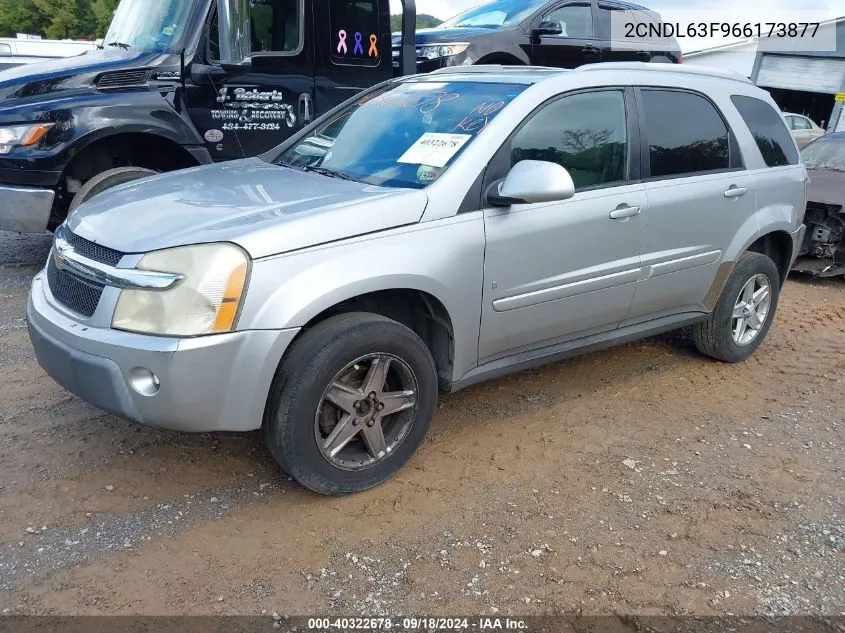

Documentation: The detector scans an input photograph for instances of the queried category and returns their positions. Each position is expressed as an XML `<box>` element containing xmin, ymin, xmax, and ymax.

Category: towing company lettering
<box><xmin>211</xmin><ymin>87</ymin><xmax>297</xmax><ymax>129</ymax></box>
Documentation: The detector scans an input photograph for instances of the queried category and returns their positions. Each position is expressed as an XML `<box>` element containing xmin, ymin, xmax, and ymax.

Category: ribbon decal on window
<box><xmin>353</xmin><ymin>32</ymin><xmax>364</xmax><ymax>55</ymax></box>
<box><xmin>368</xmin><ymin>34</ymin><xmax>379</xmax><ymax>57</ymax></box>
<box><xmin>337</xmin><ymin>30</ymin><xmax>348</xmax><ymax>54</ymax></box>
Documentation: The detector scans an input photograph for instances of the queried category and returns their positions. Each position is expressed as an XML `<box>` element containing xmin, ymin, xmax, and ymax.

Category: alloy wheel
<box><xmin>314</xmin><ymin>354</ymin><xmax>418</xmax><ymax>471</ymax></box>
<box><xmin>731</xmin><ymin>274</ymin><xmax>772</xmax><ymax>346</ymax></box>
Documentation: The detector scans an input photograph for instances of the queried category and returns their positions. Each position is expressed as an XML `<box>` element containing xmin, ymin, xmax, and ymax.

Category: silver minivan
<box><xmin>27</xmin><ymin>63</ymin><xmax>807</xmax><ymax>495</ymax></box>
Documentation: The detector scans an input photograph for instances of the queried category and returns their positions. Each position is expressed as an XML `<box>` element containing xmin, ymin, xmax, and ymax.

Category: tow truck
<box><xmin>0</xmin><ymin>0</ymin><xmax>417</xmax><ymax>232</ymax></box>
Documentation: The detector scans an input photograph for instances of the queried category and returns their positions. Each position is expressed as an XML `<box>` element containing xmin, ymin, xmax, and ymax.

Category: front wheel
<box><xmin>692</xmin><ymin>252</ymin><xmax>781</xmax><ymax>363</ymax></box>
<box><xmin>264</xmin><ymin>313</ymin><xmax>438</xmax><ymax>495</ymax></box>
<box><xmin>69</xmin><ymin>167</ymin><xmax>158</xmax><ymax>213</ymax></box>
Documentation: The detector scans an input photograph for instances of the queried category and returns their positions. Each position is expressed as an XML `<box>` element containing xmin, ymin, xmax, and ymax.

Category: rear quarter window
<box><xmin>730</xmin><ymin>95</ymin><xmax>799</xmax><ymax>167</ymax></box>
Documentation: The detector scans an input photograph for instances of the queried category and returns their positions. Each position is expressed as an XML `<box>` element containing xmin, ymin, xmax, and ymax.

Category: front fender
<box><xmin>0</xmin><ymin>90</ymin><xmax>204</xmax><ymax>176</ymax></box>
<box><xmin>238</xmin><ymin>215</ymin><xmax>487</xmax><ymax>382</ymax></box>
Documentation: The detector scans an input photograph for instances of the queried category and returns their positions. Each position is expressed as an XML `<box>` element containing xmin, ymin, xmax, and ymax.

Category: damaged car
<box><xmin>794</xmin><ymin>133</ymin><xmax>845</xmax><ymax>278</ymax></box>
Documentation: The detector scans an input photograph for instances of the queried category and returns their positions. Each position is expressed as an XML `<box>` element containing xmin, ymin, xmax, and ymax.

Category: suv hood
<box><xmin>807</xmin><ymin>168</ymin><xmax>845</xmax><ymax>207</ymax></box>
<box><xmin>67</xmin><ymin>158</ymin><xmax>429</xmax><ymax>259</ymax></box>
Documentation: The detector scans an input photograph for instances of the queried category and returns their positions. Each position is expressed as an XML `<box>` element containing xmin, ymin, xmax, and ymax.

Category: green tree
<box><xmin>390</xmin><ymin>13</ymin><xmax>442</xmax><ymax>33</ymax></box>
<box><xmin>0</xmin><ymin>0</ymin><xmax>51</xmax><ymax>38</ymax></box>
<box><xmin>33</xmin><ymin>0</ymin><xmax>96</xmax><ymax>39</ymax></box>
<box><xmin>91</xmin><ymin>0</ymin><xmax>119</xmax><ymax>36</ymax></box>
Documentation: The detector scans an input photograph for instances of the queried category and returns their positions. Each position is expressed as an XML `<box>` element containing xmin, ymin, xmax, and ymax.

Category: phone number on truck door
<box><xmin>221</xmin><ymin>122</ymin><xmax>282</xmax><ymax>131</ymax></box>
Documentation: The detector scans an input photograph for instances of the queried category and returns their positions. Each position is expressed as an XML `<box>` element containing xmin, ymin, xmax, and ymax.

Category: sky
<box><xmin>393</xmin><ymin>0</ymin><xmax>845</xmax><ymax>53</ymax></box>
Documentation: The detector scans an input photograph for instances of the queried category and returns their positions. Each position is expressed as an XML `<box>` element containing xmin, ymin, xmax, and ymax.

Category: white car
<box><xmin>784</xmin><ymin>112</ymin><xmax>825</xmax><ymax>148</ymax></box>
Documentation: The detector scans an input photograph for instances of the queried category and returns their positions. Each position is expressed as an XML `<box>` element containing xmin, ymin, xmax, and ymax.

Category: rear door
<box><xmin>529</xmin><ymin>1</ymin><xmax>602</xmax><ymax>68</ymax></box>
<box><xmin>626</xmin><ymin>88</ymin><xmax>756</xmax><ymax>323</ymax></box>
<box><xmin>597</xmin><ymin>2</ymin><xmax>650</xmax><ymax>63</ymax></box>
<box><xmin>314</xmin><ymin>0</ymin><xmax>393</xmax><ymax>115</ymax></box>
<box><xmin>186</xmin><ymin>0</ymin><xmax>316</xmax><ymax>161</ymax></box>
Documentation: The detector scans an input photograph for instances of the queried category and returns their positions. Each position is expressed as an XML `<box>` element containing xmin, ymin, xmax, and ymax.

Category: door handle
<box><xmin>724</xmin><ymin>186</ymin><xmax>748</xmax><ymax>198</ymax></box>
<box><xmin>609</xmin><ymin>205</ymin><xmax>641</xmax><ymax>220</ymax></box>
<box><xmin>298</xmin><ymin>93</ymin><xmax>313</xmax><ymax>124</ymax></box>
<box><xmin>582</xmin><ymin>45</ymin><xmax>600</xmax><ymax>55</ymax></box>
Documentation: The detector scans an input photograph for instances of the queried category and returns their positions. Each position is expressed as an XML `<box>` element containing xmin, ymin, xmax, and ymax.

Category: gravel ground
<box><xmin>0</xmin><ymin>230</ymin><xmax>842</xmax><ymax>617</ymax></box>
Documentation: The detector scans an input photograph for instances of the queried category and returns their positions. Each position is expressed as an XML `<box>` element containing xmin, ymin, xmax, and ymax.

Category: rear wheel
<box><xmin>264</xmin><ymin>313</ymin><xmax>438</xmax><ymax>495</ymax></box>
<box><xmin>692</xmin><ymin>252</ymin><xmax>780</xmax><ymax>363</ymax></box>
<box><xmin>69</xmin><ymin>167</ymin><xmax>158</xmax><ymax>213</ymax></box>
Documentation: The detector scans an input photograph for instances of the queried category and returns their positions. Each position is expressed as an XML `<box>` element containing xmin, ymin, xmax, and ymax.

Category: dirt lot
<box><xmin>0</xmin><ymin>230</ymin><xmax>842</xmax><ymax>618</ymax></box>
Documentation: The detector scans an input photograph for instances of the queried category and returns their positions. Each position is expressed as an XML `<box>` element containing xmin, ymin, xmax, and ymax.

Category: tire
<box><xmin>69</xmin><ymin>167</ymin><xmax>158</xmax><ymax>213</ymax></box>
<box><xmin>692</xmin><ymin>252</ymin><xmax>781</xmax><ymax>363</ymax></box>
<box><xmin>264</xmin><ymin>313</ymin><xmax>438</xmax><ymax>495</ymax></box>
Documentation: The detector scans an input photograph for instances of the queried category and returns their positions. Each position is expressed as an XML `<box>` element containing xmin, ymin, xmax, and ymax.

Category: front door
<box><xmin>478</xmin><ymin>89</ymin><xmax>645</xmax><ymax>362</ymax></box>
<box><xmin>529</xmin><ymin>1</ymin><xmax>601</xmax><ymax>68</ymax></box>
<box><xmin>313</xmin><ymin>0</ymin><xmax>393</xmax><ymax>115</ymax></box>
<box><xmin>186</xmin><ymin>0</ymin><xmax>316</xmax><ymax>161</ymax></box>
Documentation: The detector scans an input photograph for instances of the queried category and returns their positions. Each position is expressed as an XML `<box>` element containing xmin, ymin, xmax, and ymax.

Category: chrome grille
<box><xmin>47</xmin><ymin>227</ymin><xmax>126</xmax><ymax>318</ymax></box>
<box><xmin>55</xmin><ymin>225</ymin><xmax>123</xmax><ymax>266</ymax></box>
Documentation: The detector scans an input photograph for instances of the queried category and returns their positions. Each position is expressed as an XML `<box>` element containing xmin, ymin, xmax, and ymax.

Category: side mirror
<box><xmin>190</xmin><ymin>64</ymin><xmax>228</xmax><ymax>85</ymax></box>
<box><xmin>488</xmin><ymin>160</ymin><xmax>575</xmax><ymax>207</ymax></box>
<box><xmin>533</xmin><ymin>21</ymin><xmax>564</xmax><ymax>36</ymax></box>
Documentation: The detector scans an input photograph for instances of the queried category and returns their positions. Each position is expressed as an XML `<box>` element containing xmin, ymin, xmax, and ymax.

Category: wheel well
<box><xmin>53</xmin><ymin>133</ymin><xmax>200</xmax><ymax>223</ymax></box>
<box><xmin>476</xmin><ymin>52</ymin><xmax>525</xmax><ymax>66</ymax></box>
<box><xmin>303</xmin><ymin>290</ymin><xmax>455</xmax><ymax>392</ymax></box>
<box><xmin>747</xmin><ymin>231</ymin><xmax>793</xmax><ymax>285</ymax></box>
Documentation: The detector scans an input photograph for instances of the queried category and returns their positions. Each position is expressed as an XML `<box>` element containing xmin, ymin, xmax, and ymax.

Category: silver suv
<box><xmin>27</xmin><ymin>63</ymin><xmax>807</xmax><ymax>495</ymax></box>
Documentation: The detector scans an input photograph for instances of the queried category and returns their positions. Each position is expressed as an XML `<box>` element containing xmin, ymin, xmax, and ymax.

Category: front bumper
<box><xmin>27</xmin><ymin>273</ymin><xmax>299</xmax><ymax>432</ymax></box>
<box><xmin>0</xmin><ymin>184</ymin><xmax>54</xmax><ymax>232</ymax></box>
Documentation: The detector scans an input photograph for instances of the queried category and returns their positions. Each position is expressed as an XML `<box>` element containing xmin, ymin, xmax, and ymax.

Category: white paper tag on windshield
<box><xmin>397</xmin><ymin>133</ymin><xmax>472</xmax><ymax>168</ymax></box>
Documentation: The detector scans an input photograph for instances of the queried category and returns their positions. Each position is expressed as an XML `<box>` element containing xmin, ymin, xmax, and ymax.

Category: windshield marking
<box><xmin>452</xmin><ymin>101</ymin><xmax>507</xmax><ymax>134</ymax></box>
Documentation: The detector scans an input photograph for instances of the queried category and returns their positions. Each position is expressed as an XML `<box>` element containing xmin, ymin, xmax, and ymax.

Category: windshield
<box><xmin>103</xmin><ymin>0</ymin><xmax>195</xmax><ymax>52</ymax></box>
<box><xmin>801</xmin><ymin>136</ymin><xmax>845</xmax><ymax>172</ymax></box>
<box><xmin>277</xmin><ymin>80</ymin><xmax>526</xmax><ymax>189</ymax></box>
<box><xmin>438</xmin><ymin>0</ymin><xmax>547</xmax><ymax>29</ymax></box>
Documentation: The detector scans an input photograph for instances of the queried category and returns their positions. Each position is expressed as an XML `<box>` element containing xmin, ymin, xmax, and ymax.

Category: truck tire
<box><xmin>264</xmin><ymin>313</ymin><xmax>438</xmax><ymax>496</ymax></box>
<box><xmin>692</xmin><ymin>252</ymin><xmax>781</xmax><ymax>363</ymax></box>
<box><xmin>69</xmin><ymin>167</ymin><xmax>158</xmax><ymax>213</ymax></box>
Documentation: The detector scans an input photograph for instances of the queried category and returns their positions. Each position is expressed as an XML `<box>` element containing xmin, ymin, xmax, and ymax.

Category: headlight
<box><xmin>0</xmin><ymin>123</ymin><xmax>54</xmax><ymax>154</ymax></box>
<box><xmin>112</xmin><ymin>243</ymin><xmax>249</xmax><ymax>336</ymax></box>
<box><xmin>418</xmin><ymin>43</ymin><xmax>470</xmax><ymax>60</ymax></box>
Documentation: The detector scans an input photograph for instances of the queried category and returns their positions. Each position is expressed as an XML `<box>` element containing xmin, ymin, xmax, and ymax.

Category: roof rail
<box><xmin>577</xmin><ymin>62</ymin><xmax>752</xmax><ymax>84</ymax></box>
<box><xmin>429</xmin><ymin>64</ymin><xmax>566</xmax><ymax>75</ymax></box>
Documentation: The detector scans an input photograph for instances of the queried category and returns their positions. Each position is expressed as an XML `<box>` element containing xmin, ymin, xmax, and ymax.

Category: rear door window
<box><xmin>730</xmin><ymin>95</ymin><xmax>799</xmax><ymax>167</ymax></box>
<box><xmin>640</xmin><ymin>89</ymin><xmax>733</xmax><ymax>178</ymax></box>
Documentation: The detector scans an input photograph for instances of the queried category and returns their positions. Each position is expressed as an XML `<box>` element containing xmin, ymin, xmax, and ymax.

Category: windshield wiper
<box><xmin>302</xmin><ymin>165</ymin><xmax>358</xmax><ymax>182</ymax></box>
<box><xmin>107</xmin><ymin>41</ymin><xmax>131</xmax><ymax>50</ymax></box>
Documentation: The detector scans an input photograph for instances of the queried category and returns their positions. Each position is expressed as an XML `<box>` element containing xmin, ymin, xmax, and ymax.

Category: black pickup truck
<box><xmin>0</xmin><ymin>0</ymin><xmax>676</xmax><ymax>234</ymax></box>
<box><xmin>0</xmin><ymin>0</ymin><xmax>417</xmax><ymax>233</ymax></box>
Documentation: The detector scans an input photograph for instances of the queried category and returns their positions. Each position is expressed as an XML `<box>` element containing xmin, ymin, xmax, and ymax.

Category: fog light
<box><xmin>128</xmin><ymin>367</ymin><xmax>160</xmax><ymax>397</ymax></box>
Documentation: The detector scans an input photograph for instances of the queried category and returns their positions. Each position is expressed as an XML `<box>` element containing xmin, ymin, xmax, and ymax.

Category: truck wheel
<box><xmin>264</xmin><ymin>313</ymin><xmax>438</xmax><ymax>496</ymax></box>
<box><xmin>692</xmin><ymin>252</ymin><xmax>781</xmax><ymax>363</ymax></box>
<box><xmin>69</xmin><ymin>167</ymin><xmax>158</xmax><ymax>213</ymax></box>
